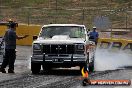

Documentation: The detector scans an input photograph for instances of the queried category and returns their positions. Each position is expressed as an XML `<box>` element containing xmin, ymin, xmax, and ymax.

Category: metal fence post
<box><xmin>82</xmin><ymin>8</ymin><xmax>85</xmax><ymax>25</ymax></box>
<box><xmin>55</xmin><ymin>0</ymin><xmax>58</xmax><ymax>24</ymax></box>
<box><xmin>27</xmin><ymin>8</ymin><xmax>30</xmax><ymax>25</ymax></box>
<box><xmin>126</xmin><ymin>12</ymin><xmax>128</xmax><ymax>29</ymax></box>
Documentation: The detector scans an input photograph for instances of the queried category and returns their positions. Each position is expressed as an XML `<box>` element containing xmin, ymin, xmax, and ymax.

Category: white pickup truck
<box><xmin>31</xmin><ymin>24</ymin><xmax>96</xmax><ymax>74</ymax></box>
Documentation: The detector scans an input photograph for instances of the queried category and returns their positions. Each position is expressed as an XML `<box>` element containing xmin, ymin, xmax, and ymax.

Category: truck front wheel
<box><xmin>31</xmin><ymin>63</ymin><xmax>41</xmax><ymax>74</ymax></box>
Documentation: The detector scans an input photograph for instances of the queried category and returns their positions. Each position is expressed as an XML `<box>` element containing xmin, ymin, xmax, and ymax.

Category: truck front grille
<box><xmin>43</xmin><ymin>44</ymin><xmax>75</xmax><ymax>54</ymax></box>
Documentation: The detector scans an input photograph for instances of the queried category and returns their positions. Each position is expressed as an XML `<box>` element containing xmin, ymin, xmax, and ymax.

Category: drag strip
<box><xmin>0</xmin><ymin>72</ymin><xmax>67</xmax><ymax>88</ymax></box>
<box><xmin>0</xmin><ymin>69</ymin><xmax>120</xmax><ymax>88</ymax></box>
<box><xmin>0</xmin><ymin>46</ymin><xmax>131</xmax><ymax>88</ymax></box>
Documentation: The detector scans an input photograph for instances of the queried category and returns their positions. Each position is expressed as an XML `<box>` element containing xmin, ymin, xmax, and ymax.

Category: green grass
<box><xmin>113</xmin><ymin>0</ymin><xmax>131</xmax><ymax>3</ymax></box>
<box><xmin>0</xmin><ymin>0</ymin><xmax>132</xmax><ymax>28</ymax></box>
<box><xmin>1</xmin><ymin>0</ymin><xmax>131</xmax><ymax>8</ymax></box>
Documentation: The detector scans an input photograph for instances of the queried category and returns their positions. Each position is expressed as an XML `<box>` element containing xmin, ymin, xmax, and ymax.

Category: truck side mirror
<box><xmin>33</xmin><ymin>35</ymin><xmax>38</xmax><ymax>40</ymax></box>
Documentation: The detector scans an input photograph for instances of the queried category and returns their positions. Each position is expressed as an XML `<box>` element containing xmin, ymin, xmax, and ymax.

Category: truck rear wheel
<box><xmin>80</xmin><ymin>66</ymin><xmax>83</xmax><ymax>72</ymax></box>
<box><xmin>89</xmin><ymin>57</ymin><xmax>94</xmax><ymax>72</ymax></box>
<box><xmin>31</xmin><ymin>63</ymin><xmax>41</xmax><ymax>74</ymax></box>
<box><xmin>89</xmin><ymin>62</ymin><xmax>94</xmax><ymax>72</ymax></box>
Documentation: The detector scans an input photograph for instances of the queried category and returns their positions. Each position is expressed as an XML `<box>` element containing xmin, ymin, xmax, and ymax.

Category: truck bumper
<box><xmin>31</xmin><ymin>54</ymin><xmax>87</xmax><ymax>67</ymax></box>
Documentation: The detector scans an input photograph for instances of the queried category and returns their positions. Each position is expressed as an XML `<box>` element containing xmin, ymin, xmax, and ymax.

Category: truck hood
<box><xmin>33</xmin><ymin>35</ymin><xmax>85</xmax><ymax>44</ymax></box>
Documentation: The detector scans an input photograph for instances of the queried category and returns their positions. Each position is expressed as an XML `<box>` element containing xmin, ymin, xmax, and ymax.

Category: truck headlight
<box><xmin>33</xmin><ymin>43</ymin><xmax>41</xmax><ymax>50</ymax></box>
<box><xmin>32</xmin><ymin>43</ymin><xmax>42</xmax><ymax>55</ymax></box>
<box><xmin>77</xmin><ymin>44</ymin><xmax>84</xmax><ymax>50</ymax></box>
<box><xmin>75</xmin><ymin>44</ymin><xmax>85</xmax><ymax>54</ymax></box>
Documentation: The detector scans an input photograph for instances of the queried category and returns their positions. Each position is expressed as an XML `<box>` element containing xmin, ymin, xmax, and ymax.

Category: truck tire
<box><xmin>80</xmin><ymin>65</ymin><xmax>84</xmax><ymax>72</ymax></box>
<box><xmin>31</xmin><ymin>63</ymin><xmax>41</xmax><ymax>74</ymax></box>
<box><xmin>89</xmin><ymin>57</ymin><xmax>94</xmax><ymax>72</ymax></box>
<box><xmin>89</xmin><ymin>62</ymin><xmax>94</xmax><ymax>72</ymax></box>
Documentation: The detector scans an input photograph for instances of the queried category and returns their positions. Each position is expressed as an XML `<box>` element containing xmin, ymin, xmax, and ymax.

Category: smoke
<box><xmin>94</xmin><ymin>48</ymin><xmax>132</xmax><ymax>71</ymax></box>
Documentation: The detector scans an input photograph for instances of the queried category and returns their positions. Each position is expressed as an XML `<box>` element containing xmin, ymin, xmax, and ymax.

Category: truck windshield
<box><xmin>39</xmin><ymin>26</ymin><xmax>85</xmax><ymax>38</ymax></box>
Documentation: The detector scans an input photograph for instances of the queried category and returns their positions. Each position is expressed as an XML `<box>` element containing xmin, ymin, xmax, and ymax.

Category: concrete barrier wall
<box><xmin>98</xmin><ymin>38</ymin><xmax>132</xmax><ymax>50</ymax></box>
<box><xmin>0</xmin><ymin>26</ymin><xmax>7</xmax><ymax>36</ymax></box>
<box><xmin>16</xmin><ymin>24</ymin><xmax>41</xmax><ymax>45</ymax></box>
<box><xmin>0</xmin><ymin>24</ymin><xmax>41</xmax><ymax>45</ymax></box>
